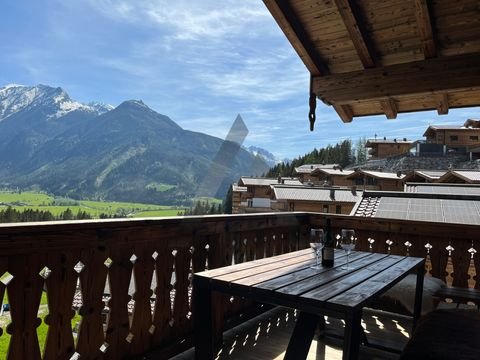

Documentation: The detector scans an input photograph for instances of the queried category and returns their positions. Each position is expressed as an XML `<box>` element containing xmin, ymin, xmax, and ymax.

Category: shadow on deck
<box><xmin>173</xmin><ymin>307</ymin><xmax>412</xmax><ymax>360</ymax></box>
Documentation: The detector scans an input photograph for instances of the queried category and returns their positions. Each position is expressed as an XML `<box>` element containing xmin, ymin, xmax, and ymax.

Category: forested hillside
<box><xmin>265</xmin><ymin>139</ymin><xmax>362</xmax><ymax>177</ymax></box>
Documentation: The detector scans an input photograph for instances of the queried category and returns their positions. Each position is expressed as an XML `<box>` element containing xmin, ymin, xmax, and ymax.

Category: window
<box><xmin>336</xmin><ymin>205</ymin><xmax>342</xmax><ymax>214</ymax></box>
<box><xmin>323</xmin><ymin>205</ymin><xmax>329</xmax><ymax>213</ymax></box>
<box><xmin>470</xmin><ymin>136</ymin><xmax>479</xmax><ymax>141</ymax></box>
<box><xmin>289</xmin><ymin>202</ymin><xmax>295</xmax><ymax>211</ymax></box>
<box><xmin>450</xmin><ymin>135</ymin><xmax>458</xmax><ymax>141</ymax></box>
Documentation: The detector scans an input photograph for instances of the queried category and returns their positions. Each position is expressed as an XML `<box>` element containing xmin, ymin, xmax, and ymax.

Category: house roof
<box><xmin>263</xmin><ymin>0</ymin><xmax>480</xmax><ymax>125</ymax></box>
<box><xmin>239</xmin><ymin>177</ymin><xmax>302</xmax><ymax>186</ymax></box>
<box><xmin>438</xmin><ymin>170</ymin><xmax>480</xmax><ymax>184</ymax></box>
<box><xmin>313</xmin><ymin>168</ymin><xmax>355</xmax><ymax>176</ymax></box>
<box><xmin>294</xmin><ymin>164</ymin><xmax>340</xmax><ymax>174</ymax></box>
<box><xmin>273</xmin><ymin>185</ymin><xmax>361</xmax><ymax>203</ymax></box>
<box><xmin>405</xmin><ymin>183</ymin><xmax>480</xmax><ymax>196</ymax></box>
<box><xmin>423</xmin><ymin>125</ymin><xmax>480</xmax><ymax>137</ymax></box>
<box><xmin>347</xmin><ymin>169</ymin><xmax>405</xmax><ymax>180</ymax></box>
<box><xmin>402</xmin><ymin>170</ymin><xmax>448</xmax><ymax>182</ymax></box>
<box><xmin>366</xmin><ymin>139</ymin><xmax>413</xmax><ymax>146</ymax></box>
<box><xmin>353</xmin><ymin>191</ymin><xmax>480</xmax><ymax>225</ymax></box>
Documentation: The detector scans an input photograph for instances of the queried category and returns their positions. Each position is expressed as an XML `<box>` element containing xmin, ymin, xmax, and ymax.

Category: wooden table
<box><xmin>193</xmin><ymin>249</ymin><xmax>425</xmax><ymax>360</ymax></box>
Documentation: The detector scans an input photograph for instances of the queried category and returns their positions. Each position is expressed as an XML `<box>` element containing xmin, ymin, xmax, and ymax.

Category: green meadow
<box><xmin>0</xmin><ymin>190</ymin><xmax>182</xmax><ymax>219</ymax></box>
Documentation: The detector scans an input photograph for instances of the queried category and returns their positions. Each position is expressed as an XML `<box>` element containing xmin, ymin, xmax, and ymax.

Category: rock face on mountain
<box><xmin>0</xmin><ymin>84</ymin><xmax>268</xmax><ymax>204</ymax></box>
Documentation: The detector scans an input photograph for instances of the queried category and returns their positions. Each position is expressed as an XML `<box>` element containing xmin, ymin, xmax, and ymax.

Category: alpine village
<box><xmin>1</xmin><ymin>1</ymin><xmax>480</xmax><ymax>360</ymax></box>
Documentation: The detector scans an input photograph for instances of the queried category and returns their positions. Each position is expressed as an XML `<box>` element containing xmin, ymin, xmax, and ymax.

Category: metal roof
<box><xmin>240</xmin><ymin>177</ymin><xmax>302</xmax><ymax>186</ymax></box>
<box><xmin>354</xmin><ymin>194</ymin><xmax>480</xmax><ymax>225</ymax></box>
<box><xmin>348</xmin><ymin>170</ymin><xmax>405</xmax><ymax>180</ymax></box>
<box><xmin>294</xmin><ymin>164</ymin><xmax>340</xmax><ymax>174</ymax></box>
<box><xmin>273</xmin><ymin>186</ymin><xmax>362</xmax><ymax>203</ymax></box>
<box><xmin>405</xmin><ymin>183</ymin><xmax>480</xmax><ymax>196</ymax></box>
<box><xmin>314</xmin><ymin>168</ymin><xmax>354</xmax><ymax>176</ymax></box>
<box><xmin>437</xmin><ymin>170</ymin><xmax>480</xmax><ymax>184</ymax></box>
<box><xmin>366</xmin><ymin>139</ymin><xmax>413</xmax><ymax>145</ymax></box>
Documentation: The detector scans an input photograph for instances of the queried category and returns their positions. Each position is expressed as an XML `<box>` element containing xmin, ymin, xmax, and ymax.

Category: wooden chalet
<box><xmin>2</xmin><ymin>1</ymin><xmax>480</xmax><ymax>359</ymax></box>
<box><xmin>423</xmin><ymin>125</ymin><xmax>480</xmax><ymax>148</ymax></box>
<box><xmin>270</xmin><ymin>184</ymin><xmax>361</xmax><ymax>214</ymax></box>
<box><xmin>365</xmin><ymin>138</ymin><xmax>413</xmax><ymax>159</ymax></box>
<box><xmin>232</xmin><ymin>177</ymin><xmax>302</xmax><ymax>213</ymax></box>
<box><xmin>346</xmin><ymin>169</ymin><xmax>405</xmax><ymax>191</ymax></box>
<box><xmin>294</xmin><ymin>163</ymin><xmax>341</xmax><ymax>183</ymax></box>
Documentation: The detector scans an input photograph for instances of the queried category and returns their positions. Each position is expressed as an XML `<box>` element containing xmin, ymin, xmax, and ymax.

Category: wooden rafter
<box><xmin>333</xmin><ymin>105</ymin><xmax>353</xmax><ymax>123</ymax></box>
<box><xmin>312</xmin><ymin>53</ymin><xmax>480</xmax><ymax>104</ymax></box>
<box><xmin>436</xmin><ymin>94</ymin><xmax>449</xmax><ymax>115</ymax></box>
<box><xmin>414</xmin><ymin>0</ymin><xmax>437</xmax><ymax>59</ymax></box>
<box><xmin>334</xmin><ymin>0</ymin><xmax>375</xmax><ymax>68</ymax></box>
<box><xmin>263</xmin><ymin>0</ymin><xmax>329</xmax><ymax>76</ymax></box>
<box><xmin>380</xmin><ymin>99</ymin><xmax>398</xmax><ymax>119</ymax></box>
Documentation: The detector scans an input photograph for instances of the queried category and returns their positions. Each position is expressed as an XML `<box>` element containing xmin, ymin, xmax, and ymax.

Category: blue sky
<box><xmin>1</xmin><ymin>0</ymin><xmax>478</xmax><ymax>160</ymax></box>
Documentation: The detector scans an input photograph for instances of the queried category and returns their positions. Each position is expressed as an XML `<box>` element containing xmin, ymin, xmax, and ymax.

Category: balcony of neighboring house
<box><xmin>0</xmin><ymin>212</ymin><xmax>478</xmax><ymax>360</ymax></box>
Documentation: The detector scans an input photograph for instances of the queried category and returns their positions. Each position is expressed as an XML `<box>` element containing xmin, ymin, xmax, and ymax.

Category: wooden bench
<box><xmin>400</xmin><ymin>309</ymin><xmax>480</xmax><ymax>360</ymax></box>
<box><xmin>434</xmin><ymin>286</ymin><xmax>480</xmax><ymax>309</ymax></box>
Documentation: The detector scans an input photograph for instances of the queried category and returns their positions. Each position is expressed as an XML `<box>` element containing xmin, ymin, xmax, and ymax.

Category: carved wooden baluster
<box><xmin>104</xmin><ymin>244</ymin><xmax>133</xmax><ymax>360</ymax></box>
<box><xmin>150</xmin><ymin>240</ymin><xmax>174</xmax><ymax>348</ymax></box>
<box><xmin>129</xmin><ymin>246</ymin><xmax>154</xmax><ymax>356</ymax></box>
<box><xmin>429</xmin><ymin>236</ymin><xmax>449</xmax><ymax>283</ymax></box>
<box><xmin>424</xmin><ymin>242</ymin><xmax>433</xmax><ymax>277</ymax></box>
<box><xmin>171</xmin><ymin>244</ymin><xmax>192</xmax><ymax>337</ymax></box>
<box><xmin>245</xmin><ymin>232</ymin><xmax>255</xmax><ymax>261</ymax></box>
<box><xmin>278</xmin><ymin>230</ymin><xmax>287</xmax><ymax>255</ymax></box>
<box><xmin>265</xmin><ymin>231</ymin><xmax>275</xmax><ymax>258</ymax></box>
<box><xmin>6</xmin><ymin>253</ymin><xmax>46</xmax><ymax>360</ymax></box>
<box><xmin>445</xmin><ymin>241</ymin><xmax>455</xmax><ymax>286</ymax></box>
<box><xmin>43</xmin><ymin>252</ymin><xmax>79</xmax><ymax>360</ymax></box>
<box><xmin>468</xmin><ymin>242</ymin><xmax>478</xmax><ymax>289</ymax></box>
<box><xmin>255</xmin><ymin>232</ymin><xmax>265</xmax><ymax>260</ymax></box>
<box><xmin>233</xmin><ymin>233</ymin><xmax>245</xmax><ymax>265</ymax></box>
<box><xmin>0</xmin><ymin>258</ymin><xmax>9</xmax><ymax>354</ymax></box>
<box><xmin>451</xmin><ymin>238</ymin><xmax>470</xmax><ymax>289</ymax></box>
<box><xmin>206</xmin><ymin>233</ymin><xmax>226</xmax><ymax>343</ymax></box>
<box><xmin>75</xmin><ymin>247</ymin><xmax>108</xmax><ymax>358</ymax></box>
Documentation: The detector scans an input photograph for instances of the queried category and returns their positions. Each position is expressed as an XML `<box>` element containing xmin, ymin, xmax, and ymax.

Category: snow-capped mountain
<box><xmin>0</xmin><ymin>84</ymin><xmax>113</xmax><ymax>122</ymax></box>
<box><xmin>0</xmin><ymin>84</ymin><xmax>269</xmax><ymax>204</ymax></box>
<box><xmin>247</xmin><ymin>145</ymin><xmax>282</xmax><ymax>167</ymax></box>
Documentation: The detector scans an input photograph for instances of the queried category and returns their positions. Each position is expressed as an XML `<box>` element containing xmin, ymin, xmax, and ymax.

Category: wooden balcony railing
<box><xmin>0</xmin><ymin>212</ymin><xmax>478</xmax><ymax>360</ymax></box>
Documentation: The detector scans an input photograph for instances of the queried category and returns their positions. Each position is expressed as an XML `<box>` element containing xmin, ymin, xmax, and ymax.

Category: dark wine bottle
<box><xmin>321</xmin><ymin>218</ymin><xmax>334</xmax><ymax>267</ymax></box>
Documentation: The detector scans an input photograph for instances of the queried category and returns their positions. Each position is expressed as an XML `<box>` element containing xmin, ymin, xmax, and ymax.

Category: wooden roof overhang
<box><xmin>263</xmin><ymin>0</ymin><xmax>480</xmax><ymax>128</ymax></box>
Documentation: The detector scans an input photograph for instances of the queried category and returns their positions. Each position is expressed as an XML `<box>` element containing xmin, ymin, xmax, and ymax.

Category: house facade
<box><xmin>366</xmin><ymin>139</ymin><xmax>413</xmax><ymax>159</ymax></box>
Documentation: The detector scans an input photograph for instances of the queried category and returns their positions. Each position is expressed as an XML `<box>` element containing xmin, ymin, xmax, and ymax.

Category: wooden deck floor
<box><xmin>173</xmin><ymin>307</ymin><xmax>413</xmax><ymax>360</ymax></box>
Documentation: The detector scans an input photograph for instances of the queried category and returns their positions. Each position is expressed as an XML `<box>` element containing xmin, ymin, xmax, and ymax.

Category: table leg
<box><xmin>194</xmin><ymin>284</ymin><xmax>214</xmax><ymax>359</ymax></box>
<box><xmin>412</xmin><ymin>263</ymin><xmax>424</xmax><ymax>331</ymax></box>
<box><xmin>343</xmin><ymin>310</ymin><xmax>362</xmax><ymax>360</ymax></box>
<box><xmin>284</xmin><ymin>311</ymin><xmax>319</xmax><ymax>360</ymax></box>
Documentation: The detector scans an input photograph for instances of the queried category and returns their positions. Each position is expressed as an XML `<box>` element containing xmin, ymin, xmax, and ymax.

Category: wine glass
<box><xmin>309</xmin><ymin>229</ymin><xmax>325</xmax><ymax>270</ymax></box>
<box><xmin>339</xmin><ymin>229</ymin><xmax>356</xmax><ymax>270</ymax></box>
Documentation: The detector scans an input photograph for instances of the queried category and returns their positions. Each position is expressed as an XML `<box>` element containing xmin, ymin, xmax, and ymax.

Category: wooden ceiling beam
<box><xmin>414</xmin><ymin>0</ymin><xmax>437</xmax><ymax>59</ymax></box>
<box><xmin>312</xmin><ymin>52</ymin><xmax>480</xmax><ymax>104</ymax></box>
<box><xmin>333</xmin><ymin>105</ymin><xmax>353</xmax><ymax>123</ymax></box>
<box><xmin>334</xmin><ymin>0</ymin><xmax>376</xmax><ymax>68</ymax></box>
<box><xmin>263</xmin><ymin>0</ymin><xmax>329</xmax><ymax>76</ymax></box>
<box><xmin>380</xmin><ymin>98</ymin><xmax>398</xmax><ymax>119</ymax></box>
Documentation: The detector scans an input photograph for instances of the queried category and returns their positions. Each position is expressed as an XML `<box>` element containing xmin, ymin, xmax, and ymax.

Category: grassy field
<box><xmin>0</xmin><ymin>190</ymin><xmax>183</xmax><ymax>219</ymax></box>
